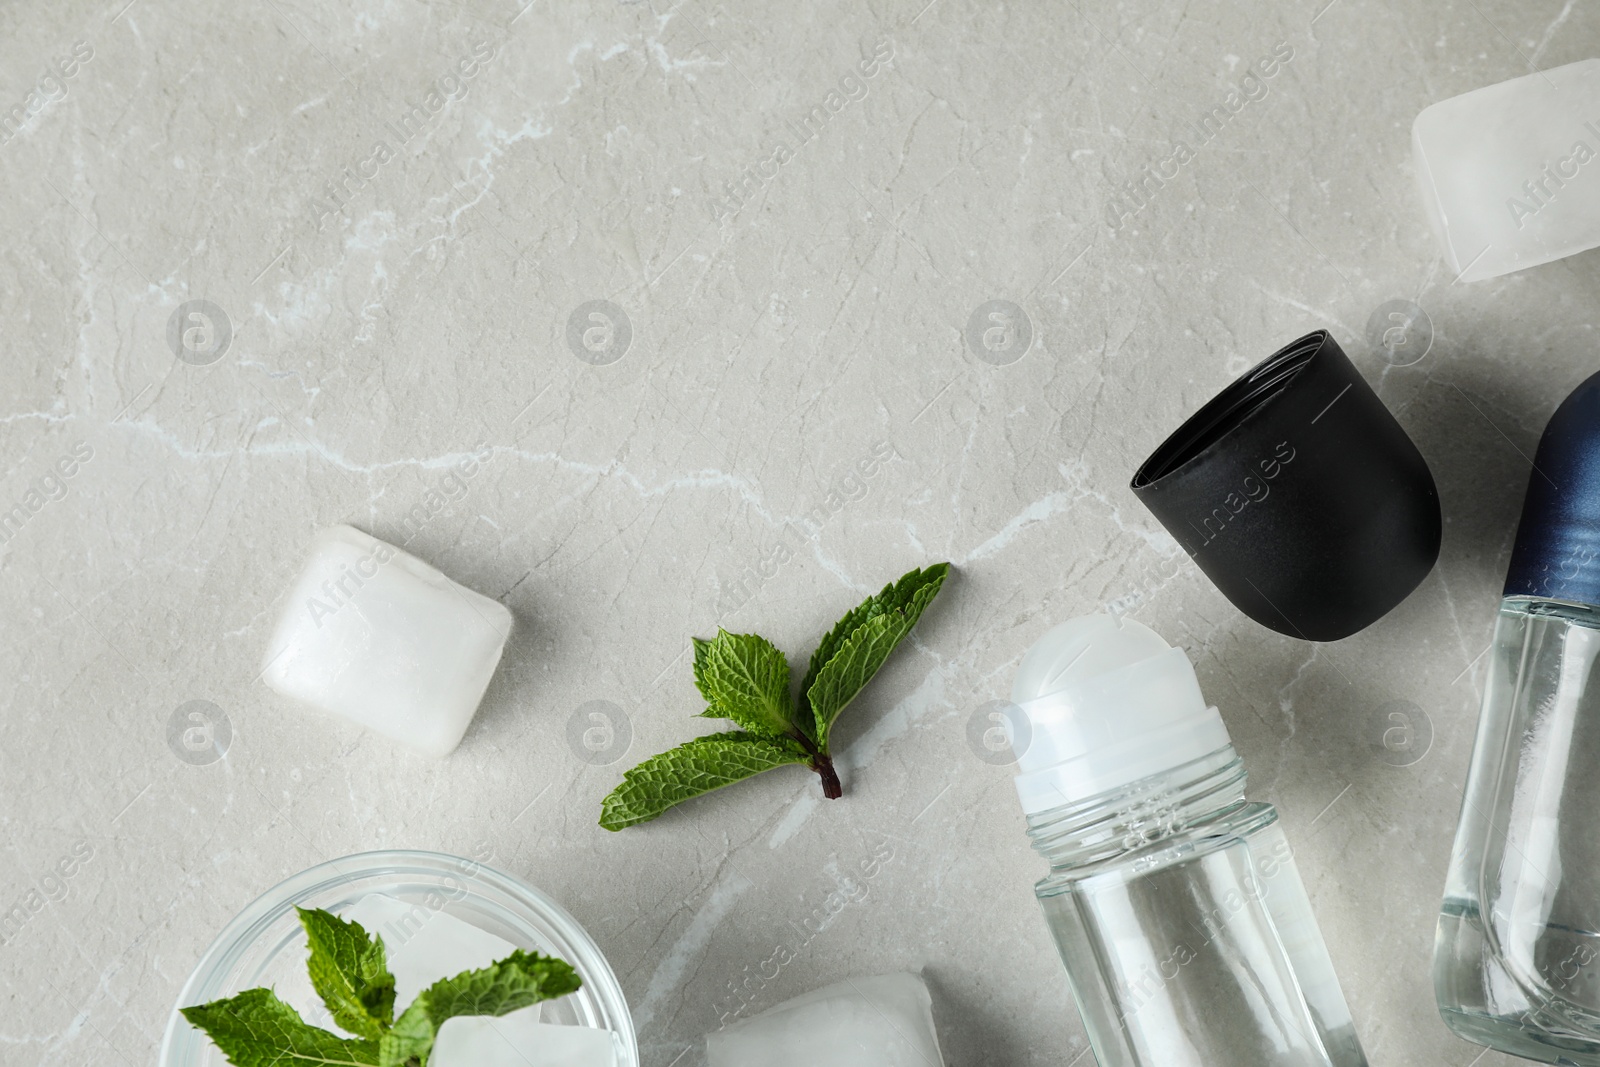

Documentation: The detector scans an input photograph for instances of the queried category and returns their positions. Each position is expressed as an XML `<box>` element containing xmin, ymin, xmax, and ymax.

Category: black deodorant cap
<box><xmin>1503</xmin><ymin>370</ymin><xmax>1600</xmax><ymax>605</ymax></box>
<box><xmin>1130</xmin><ymin>331</ymin><xmax>1441</xmax><ymax>642</ymax></box>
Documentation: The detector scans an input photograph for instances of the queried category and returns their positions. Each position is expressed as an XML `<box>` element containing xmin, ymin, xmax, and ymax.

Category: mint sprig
<box><xmin>599</xmin><ymin>563</ymin><xmax>950</xmax><ymax>831</ymax></box>
<box><xmin>180</xmin><ymin>907</ymin><xmax>581</xmax><ymax>1067</ymax></box>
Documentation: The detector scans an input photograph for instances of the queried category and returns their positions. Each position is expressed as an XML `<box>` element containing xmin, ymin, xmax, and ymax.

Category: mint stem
<box><xmin>791</xmin><ymin>731</ymin><xmax>842</xmax><ymax>799</ymax></box>
<box><xmin>814</xmin><ymin>756</ymin><xmax>842</xmax><ymax>799</ymax></box>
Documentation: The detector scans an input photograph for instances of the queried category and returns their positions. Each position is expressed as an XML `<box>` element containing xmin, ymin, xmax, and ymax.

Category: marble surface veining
<box><xmin>2</xmin><ymin>0</ymin><xmax>1598</xmax><ymax>1064</ymax></box>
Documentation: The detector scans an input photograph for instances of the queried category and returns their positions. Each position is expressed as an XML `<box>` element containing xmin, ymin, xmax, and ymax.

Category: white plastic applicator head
<box><xmin>1011</xmin><ymin>615</ymin><xmax>1171</xmax><ymax>705</ymax></box>
<box><xmin>1007</xmin><ymin>614</ymin><xmax>1231</xmax><ymax>815</ymax></box>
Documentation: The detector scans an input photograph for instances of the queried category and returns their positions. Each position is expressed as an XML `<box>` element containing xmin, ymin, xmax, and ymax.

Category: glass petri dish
<box><xmin>158</xmin><ymin>849</ymin><xmax>638</xmax><ymax>1066</ymax></box>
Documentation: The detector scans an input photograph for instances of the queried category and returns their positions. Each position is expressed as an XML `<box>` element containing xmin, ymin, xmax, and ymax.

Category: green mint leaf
<box><xmin>377</xmin><ymin>950</ymin><xmax>582</xmax><ymax>1067</ymax></box>
<box><xmin>180</xmin><ymin>988</ymin><xmax>380</xmax><ymax>1067</ymax></box>
<box><xmin>298</xmin><ymin>906</ymin><xmax>396</xmax><ymax>1040</ymax></box>
<box><xmin>807</xmin><ymin>563</ymin><xmax>949</xmax><ymax>743</ymax></box>
<box><xmin>798</xmin><ymin>564</ymin><xmax>951</xmax><ymax>721</ymax></box>
<box><xmin>691</xmin><ymin>630</ymin><xmax>796</xmax><ymax>739</ymax></box>
<box><xmin>599</xmin><ymin>732</ymin><xmax>809</xmax><ymax>831</ymax></box>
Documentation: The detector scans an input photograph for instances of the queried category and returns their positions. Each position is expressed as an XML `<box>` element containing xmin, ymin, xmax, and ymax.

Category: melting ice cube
<box><xmin>260</xmin><ymin>524</ymin><xmax>512</xmax><ymax>757</ymax></box>
<box><xmin>706</xmin><ymin>973</ymin><xmax>945</xmax><ymax>1067</ymax></box>
<box><xmin>344</xmin><ymin>893</ymin><xmax>526</xmax><ymax>1011</ymax></box>
<box><xmin>432</xmin><ymin>1008</ymin><xmax>622</xmax><ymax>1067</ymax></box>
<box><xmin>1413</xmin><ymin>58</ymin><xmax>1600</xmax><ymax>282</ymax></box>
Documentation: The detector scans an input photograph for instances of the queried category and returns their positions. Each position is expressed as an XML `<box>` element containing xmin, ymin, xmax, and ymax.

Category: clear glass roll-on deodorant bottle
<box><xmin>1435</xmin><ymin>370</ymin><xmax>1600</xmax><ymax>1064</ymax></box>
<box><xmin>1006</xmin><ymin>614</ymin><xmax>1367</xmax><ymax>1067</ymax></box>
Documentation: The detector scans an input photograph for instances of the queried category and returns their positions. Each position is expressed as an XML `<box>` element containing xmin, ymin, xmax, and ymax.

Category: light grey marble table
<box><xmin>3</xmin><ymin>0</ymin><xmax>1597</xmax><ymax>1063</ymax></box>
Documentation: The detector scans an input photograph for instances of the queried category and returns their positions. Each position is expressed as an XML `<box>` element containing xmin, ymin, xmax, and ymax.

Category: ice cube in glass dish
<box><xmin>1413</xmin><ymin>58</ymin><xmax>1600</xmax><ymax>282</ymax></box>
<box><xmin>260</xmin><ymin>524</ymin><xmax>512</xmax><ymax>757</ymax></box>
<box><xmin>705</xmin><ymin>972</ymin><xmax>945</xmax><ymax>1067</ymax></box>
<box><xmin>342</xmin><ymin>893</ymin><xmax>526</xmax><ymax>1011</ymax></box>
<box><xmin>432</xmin><ymin>1007</ymin><xmax>622</xmax><ymax>1067</ymax></box>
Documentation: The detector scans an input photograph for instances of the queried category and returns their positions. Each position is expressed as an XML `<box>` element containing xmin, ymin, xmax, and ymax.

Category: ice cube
<box><xmin>432</xmin><ymin>1008</ymin><xmax>621</xmax><ymax>1067</ymax></box>
<box><xmin>1413</xmin><ymin>58</ymin><xmax>1600</xmax><ymax>282</ymax></box>
<box><xmin>260</xmin><ymin>524</ymin><xmax>512</xmax><ymax>757</ymax></box>
<box><xmin>344</xmin><ymin>893</ymin><xmax>526</xmax><ymax>1011</ymax></box>
<box><xmin>705</xmin><ymin>973</ymin><xmax>946</xmax><ymax>1067</ymax></box>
